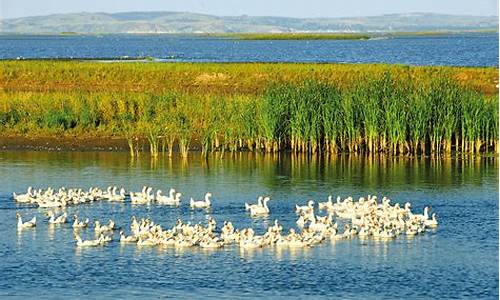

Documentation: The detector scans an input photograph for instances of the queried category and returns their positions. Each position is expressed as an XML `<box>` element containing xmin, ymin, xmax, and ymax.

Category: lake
<box><xmin>0</xmin><ymin>33</ymin><xmax>498</xmax><ymax>66</ymax></box>
<box><xmin>0</xmin><ymin>151</ymin><xmax>498</xmax><ymax>299</ymax></box>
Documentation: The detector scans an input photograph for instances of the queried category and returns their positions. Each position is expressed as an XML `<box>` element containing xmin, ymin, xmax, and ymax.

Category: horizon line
<box><xmin>2</xmin><ymin>10</ymin><xmax>499</xmax><ymax>21</ymax></box>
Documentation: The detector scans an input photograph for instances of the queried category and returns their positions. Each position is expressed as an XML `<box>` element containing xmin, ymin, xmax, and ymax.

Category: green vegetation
<box><xmin>59</xmin><ymin>32</ymin><xmax>79</xmax><ymax>35</ymax></box>
<box><xmin>0</xmin><ymin>61</ymin><xmax>497</xmax><ymax>157</ymax></box>
<box><xmin>210</xmin><ymin>31</ymin><xmax>500</xmax><ymax>40</ymax></box>
<box><xmin>209</xmin><ymin>33</ymin><xmax>371</xmax><ymax>40</ymax></box>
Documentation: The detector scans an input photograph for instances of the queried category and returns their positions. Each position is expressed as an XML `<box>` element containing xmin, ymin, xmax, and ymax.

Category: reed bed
<box><xmin>0</xmin><ymin>62</ymin><xmax>497</xmax><ymax>156</ymax></box>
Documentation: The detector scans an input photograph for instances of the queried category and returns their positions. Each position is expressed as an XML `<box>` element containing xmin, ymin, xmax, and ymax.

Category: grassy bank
<box><xmin>205</xmin><ymin>31</ymin><xmax>498</xmax><ymax>40</ymax></box>
<box><xmin>208</xmin><ymin>33</ymin><xmax>371</xmax><ymax>40</ymax></box>
<box><xmin>0</xmin><ymin>61</ymin><xmax>497</xmax><ymax>157</ymax></box>
<box><xmin>1</xmin><ymin>61</ymin><xmax>497</xmax><ymax>95</ymax></box>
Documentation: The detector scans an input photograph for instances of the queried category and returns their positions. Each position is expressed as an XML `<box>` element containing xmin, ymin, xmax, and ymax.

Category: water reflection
<box><xmin>1</xmin><ymin>152</ymin><xmax>496</xmax><ymax>198</ymax></box>
<box><xmin>16</xmin><ymin>226</ymin><xmax>36</xmax><ymax>247</ymax></box>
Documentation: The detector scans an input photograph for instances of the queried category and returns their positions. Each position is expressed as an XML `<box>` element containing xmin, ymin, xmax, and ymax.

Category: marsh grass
<box><xmin>0</xmin><ymin>62</ymin><xmax>497</xmax><ymax>156</ymax></box>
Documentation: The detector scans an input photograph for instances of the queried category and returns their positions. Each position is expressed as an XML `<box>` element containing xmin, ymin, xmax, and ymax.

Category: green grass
<box><xmin>206</xmin><ymin>30</ymin><xmax>498</xmax><ymax>40</ymax></box>
<box><xmin>0</xmin><ymin>61</ymin><xmax>497</xmax><ymax>156</ymax></box>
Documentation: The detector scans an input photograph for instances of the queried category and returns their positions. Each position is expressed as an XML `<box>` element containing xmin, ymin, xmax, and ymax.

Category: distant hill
<box><xmin>0</xmin><ymin>11</ymin><xmax>497</xmax><ymax>34</ymax></box>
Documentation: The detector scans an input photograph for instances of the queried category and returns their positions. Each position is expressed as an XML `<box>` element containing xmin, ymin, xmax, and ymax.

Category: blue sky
<box><xmin>1</xmin><ymin>0</ymin><xmax>498</xmax><ymax>19</ymax></box>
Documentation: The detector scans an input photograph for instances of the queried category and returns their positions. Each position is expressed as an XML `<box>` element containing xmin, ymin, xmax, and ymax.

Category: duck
<box><xmin>248</xmin><ymin>196</ymin><xmax>271</xmax><ymax>216</ymax></box>
<box><xmin>190</xmin><ymin>192</ymin><xmax>212</xmax><ymax>209</ymax></box>
<box><xmin>16</xmin><ymin>213</ymin><xmax>36</xmax><ymax>229</ymax></box>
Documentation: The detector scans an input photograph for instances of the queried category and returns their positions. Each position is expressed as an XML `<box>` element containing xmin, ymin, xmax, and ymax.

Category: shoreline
<box><xmin>0</xmin><ymin>136</ymin><xmax>130</xmax><ymax>152</ymax></box>
<box><xmin>0</xmin><ymin>136</ymin><xmax>497</xmax><ymax>158</ymax></box>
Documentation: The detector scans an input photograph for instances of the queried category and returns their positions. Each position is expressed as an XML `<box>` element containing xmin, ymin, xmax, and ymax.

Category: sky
<box><xmin>1</xmin><ymin>0</ymin><xmax>498</xmax><ymax>19</ymax></box>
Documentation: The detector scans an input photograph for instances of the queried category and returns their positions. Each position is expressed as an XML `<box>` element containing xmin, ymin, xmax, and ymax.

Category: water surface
<box><xmin>0</xmin><ymin>152</ymin><xmax>498</xmax><ymax>299</ymax></box>
<box><xmin>0</xmin><ymin>33</ymin><xmax>497</xmax><ymax>66</ymax></box>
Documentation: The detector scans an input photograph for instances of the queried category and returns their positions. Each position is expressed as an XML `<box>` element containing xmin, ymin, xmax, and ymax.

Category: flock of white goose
<box><xmin>14</xmin><ymin>186</ymin><xmax>438</xmax><ymax>249</ymax></box>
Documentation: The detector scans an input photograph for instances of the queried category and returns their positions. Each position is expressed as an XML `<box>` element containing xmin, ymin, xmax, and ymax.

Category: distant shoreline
<box><xmin>0</xmin><ymin>29</ymin><xmax>497</xmax><ymax>38</ymax></box>
<box><xmin>202</xmin><ymin>30</ymin><xmax>498</xmax><ymax>40</ymax></box>
<box><xmin>1</xmin><ymin>11</ymin><xmax>497</xmax><ymax>35</ymax></box>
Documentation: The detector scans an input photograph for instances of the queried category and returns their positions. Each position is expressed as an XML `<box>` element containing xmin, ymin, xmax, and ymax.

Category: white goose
<box><xmin>295</xmin><ymin>200</ymin><xmax>314</xmax><ymax>215</ymax></box>
<box><xmin>37</xmin><ymin>198</ymin><xmax>67</xmax><ymax>208</ymax></box>
<box><xmin>248</xmin><ymin>197</ymin><xmax>271</xmax><ymax>216</ymax></box>
<box><xmin>97</xmin><ymin>234</ymin><xmax>112</xmax><ymax>244</ymax></box>
<box><xmin>156</xmin><ymin>188</ymin><xmax>181</xmax><ymax>205</ymax></box>
<box><xmin>120</xmin><ymin>231</ymin><xmax>138</xmax><ymax>243</ymax></box>
<box><xmin>13</xmin><ymin>186</ymin><xmax>34</xmax><ymax>203</ymax></box>
<box><xmin>72</xmin><ymin>215</ymin><xmax>89</xmax><ymax>229</ymax></box>
<box><xmin>101</xmin><ymin>186</ymin><xmax>114</xmax><ymax>200</ymax></box>
<box><xmin>308</xmin><ymin>216</ymin><xmax>329</xmax><ymax>232</ymax></box>
<box><xmin>424</xmin><ymin>213</ymin><xmax>438</xmax><ymax>228</ymax></box>
<box><xmin>190</xmin><ymin>192</ymin><xmax>212</xmax><ymax>209</ymax></box>
<box><xmin>94</xmin><ymin>220</ymin><xmax>115</xmax><ymax>234</ymax></box>
<box><xmin>412</xmin><ymin>206</ymin><xmax>430</xmax><ymax>222</ymax></box>
<box><xmin>318</xmin><ymin>195</ymin><xmax>334</xmax><ymax>211</ymax></box>
<box><xmin>130</xmin><ymin>186</ymin><xmax>153</xmax><ymax>204</ymax></box>
<box><xmin>16</xmin><ymin>213</ymin><xmax>36</xmax><ymax>229</ymax></box>
<box><xmin>296</xmin><ymin>215</ymin><xmax>307</xmax><ymax>228</ymax></box>
<box><xmin>200</xmin><ymin>237</ymin><xmax>224</xmax><ymax>249</ymax></box>
<box><xmin>75</xmin><ymin>234</ymin><xmax>100</xmax><ymax>247</ymax></box>
<box><xmin>108</xmin><ymin>187</ymin><xmax>126</xmax><ymax>202</ymax></box>
<box><xmin>245</xmin><ymin>196</ymin><xmax>263</xmax><ymax>211</ymax></box>
<box><xmin>48</xmin><ymin>211</ymin><xmax>67</xmax><ymax>224</ymax></box>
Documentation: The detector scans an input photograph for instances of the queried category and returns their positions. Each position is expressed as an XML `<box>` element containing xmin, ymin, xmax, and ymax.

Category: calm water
<box><xmin>0</xmin><ymin>151</ymin><xmax>498</xmax><ymax>299</ymax></box>
<box><xmin>0</xmin><ymin>33</ymin><xmax>498</xmax><ymax>66</ymax></box>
